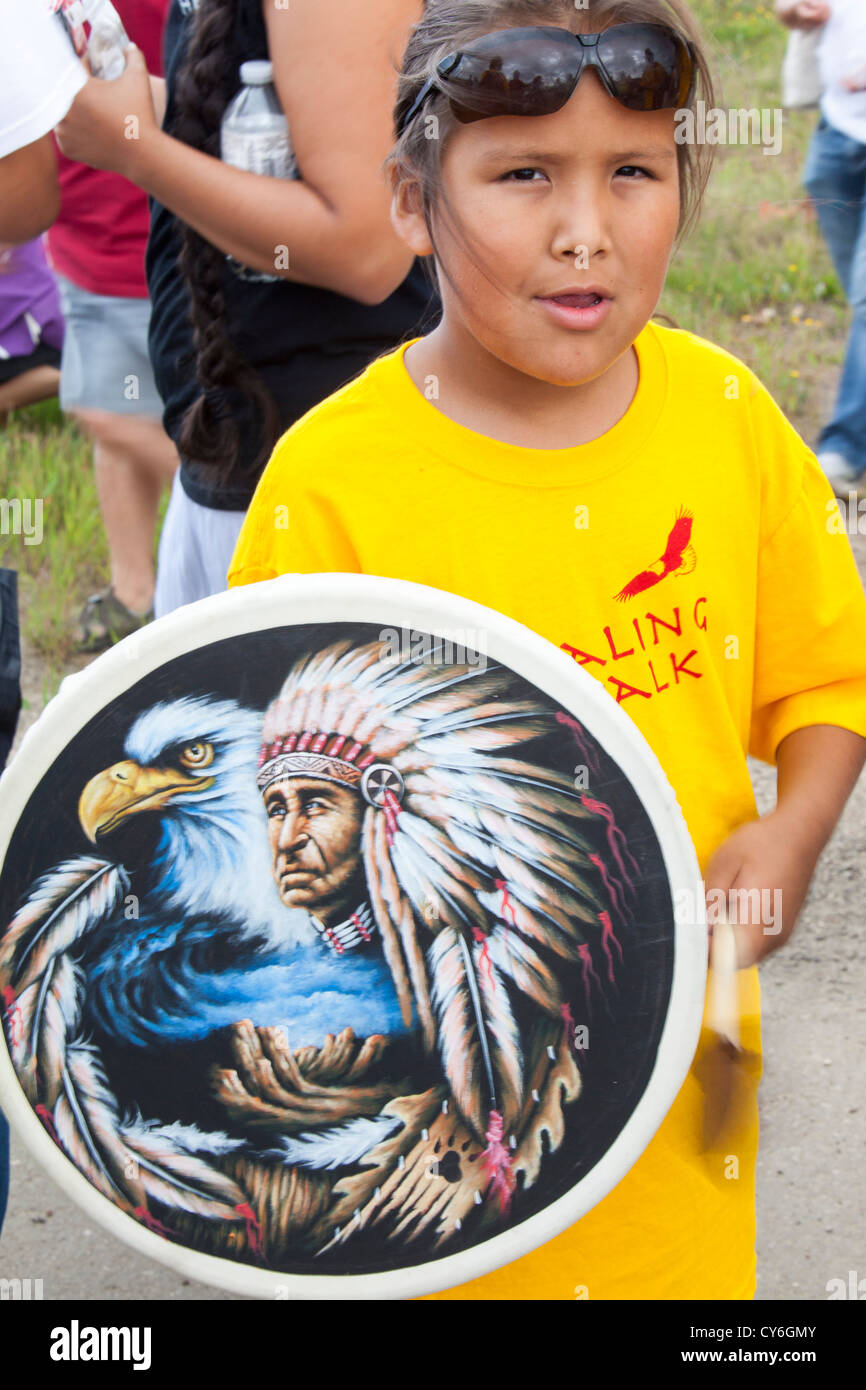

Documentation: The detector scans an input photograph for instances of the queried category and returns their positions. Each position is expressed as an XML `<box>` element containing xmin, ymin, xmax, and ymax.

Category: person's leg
<box><xmin>803</xmin><ymin>116</ymin><xmax>866</xmax><ymax>296</ymax></box>
<box><xmin>814</xmin><ymin>166</ymin><xmax>866</xmax><ymax>477</ymax></box>
<box><xmin>816</xmin><ymin>286</ymin><xmax>866</xmax><ymax>478</ymax></box>
<box><xmin>0</xmin><ymin>341</ymin><xmax>62</xmax><ymax>423</ymax></box>
<box><xmin>153</xmin><ymin>471</ymin><xmax>198</xmax><ymax>618</ymax></box>
<box><xmin>72</xmin><ymin>409</ymin><xmax>178</xmax><ymax>615</ymax></box>
<box><xmin>154</xmin><ymin>472</ymin><xmax>246</xmax><ymax>618</ymax></box>
<box><xmin>0</xmin><ymin>364</ymin><xmax>60</xmax><ymax>417</ymax></box>
<box><xmin>55</xmin><ymin>275</ymin><xmax>178</xmax><ymax>643</ymax></box>
<box><xmin>803</xmin><ymin>117</ymin><xmax>866</xmax><ymax>481</ymax></box>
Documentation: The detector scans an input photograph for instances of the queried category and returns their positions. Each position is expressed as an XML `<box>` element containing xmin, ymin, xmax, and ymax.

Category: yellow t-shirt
<box><xmin>228</xmin><ymin>320</ymin><xmax>866</xmax><ymax>1300</ymax></box>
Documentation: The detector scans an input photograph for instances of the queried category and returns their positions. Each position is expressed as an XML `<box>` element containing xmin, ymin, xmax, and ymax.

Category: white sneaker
<box><xmin>817</xmin><ymin>451</ymin><xmax>864</xmax><ymax>497</ymax></box>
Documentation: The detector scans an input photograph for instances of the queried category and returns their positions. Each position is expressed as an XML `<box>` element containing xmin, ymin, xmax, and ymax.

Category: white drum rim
<box><xmin>0</xmin><ymin>573</ymin><xmax>707</xmax><ymax>1301</ymax></box>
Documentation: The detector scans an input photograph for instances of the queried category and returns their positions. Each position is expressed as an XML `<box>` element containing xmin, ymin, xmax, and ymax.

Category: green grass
<box><xmin>0</xmin><ymin>403</ymin><xmax>105</xmax><ymax>665</ymax></box>
<box><xmin>659</xmin><ymin>0</ymin><xmax>849</xmax><ymax>441</ymax></box>
<box><xmin>0</xmin><ymin>0</ymin><xmax>853</xmax><ymax>671</ymax></box>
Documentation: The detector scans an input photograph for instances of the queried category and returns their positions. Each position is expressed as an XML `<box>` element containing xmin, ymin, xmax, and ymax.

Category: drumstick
<box><xmin>708</xmin><ymin>914</ymin><xmax>739</xmax><ymax>1048</ymax></box>
<box><xmin>699</xmin><ymin>915</ymin><xmax>757</xmax><ymax>1151</ymax></box>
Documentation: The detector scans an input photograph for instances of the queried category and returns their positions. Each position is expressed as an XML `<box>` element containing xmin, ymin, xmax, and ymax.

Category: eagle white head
<box><xmin>78</xmin><ymin>696</ymin><xmax>315</xmax><ymax>949</ymax></box>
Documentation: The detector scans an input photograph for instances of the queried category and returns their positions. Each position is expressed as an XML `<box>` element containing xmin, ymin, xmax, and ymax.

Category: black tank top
<box><xmin>146</xmin><ymin>0</ymin><xmax>440</xmax><ymax>510</ymax></box>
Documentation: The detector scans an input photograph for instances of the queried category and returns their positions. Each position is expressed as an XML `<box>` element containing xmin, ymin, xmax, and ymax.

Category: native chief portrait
<box><xmin>0</xmin><ymin>619</ymin><xmax>679</xmax><ymax>1279</ymax></box>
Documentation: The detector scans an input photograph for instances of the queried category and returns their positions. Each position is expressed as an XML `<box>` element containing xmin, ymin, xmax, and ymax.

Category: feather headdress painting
<box><xmin>0</xmin><ymin>610</ymin><xmax>687</xmax><ymax>1288</ymax></box>
<box><xmin>246</xmin><ymin>638</ymin><xmax>639</xmax><ymax>1230</ymax></box>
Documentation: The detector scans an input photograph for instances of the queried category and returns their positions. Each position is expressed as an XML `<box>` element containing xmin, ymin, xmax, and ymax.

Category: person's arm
<box><xmin>776</xmin><ymin>1</ymin><xmax>831</xmax><ymax>30</ymax></box>
<box><xmin>775</xmin><ymin>725</ymin><xmax>866</xmax><ymax>844</ymax></box>
<box><xmin>705</xmin><ymin>726</ymin><xmax>866</xmax><ymax>966</ymax></box>
<box><xmin>0</xmin><ymin>136</ymin><xmax>59</xmax><ymax>241</ymax></box>
<box><xmin>704</xmin><ymin>370</ymin><xmax>866</xmax><ymax>966</ymax></box>
<box><xmin>0</xmin><ymin>0</ymin><xmax>87</xmax><ymax>241</ymax></box>
<box><xmin>55</xmin><ymin>0</ymin><xmax>421</xmax><ymax>304</ymax></box>
<box><xmin>149</xmin><ymin>75</ymin><xmax>166</xmax><ymax>127</ymax></box>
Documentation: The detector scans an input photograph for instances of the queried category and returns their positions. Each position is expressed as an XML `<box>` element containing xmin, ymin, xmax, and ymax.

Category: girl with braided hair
<box><xmin>56</xmin><ymin>0</ymin><xmax>440</xmax><ymax>613</ymax></box>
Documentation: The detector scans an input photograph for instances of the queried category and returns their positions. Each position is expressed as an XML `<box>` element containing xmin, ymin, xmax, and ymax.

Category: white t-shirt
<box><xmin>819</xmin><ymin>0</ymin><xmax>866</xmax><ymax>145</ymax></box>
<box><xmin>0</xmin><ymin>0</ymin><xmax>87</xmax><ymax>159</ymax></box>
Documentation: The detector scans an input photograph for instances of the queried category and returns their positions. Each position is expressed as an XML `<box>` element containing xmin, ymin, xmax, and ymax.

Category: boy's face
<box><xmin>398</xmin><ymin>63</ymin><xmax>682</xmax><ymax>387</ymax></box>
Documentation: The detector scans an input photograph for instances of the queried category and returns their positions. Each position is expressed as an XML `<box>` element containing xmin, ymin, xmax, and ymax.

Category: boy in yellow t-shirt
<box><xmin>228</xmin><ymin>1</ymin><xmax>866</xmax><ymax>1298</ymax></box>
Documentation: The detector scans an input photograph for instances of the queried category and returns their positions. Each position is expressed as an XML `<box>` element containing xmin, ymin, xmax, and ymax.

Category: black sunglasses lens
<box><xmin>439</xmin><ymin>27</ymin><xmax>580</xmax><ymax>120</ymax></box>
<box><xmin>433</xmin><ymin>24</ymin><xmax>694</xmax><ymax>128</ymax></box>
<box><xmin>597</xmin><ymin>24</ymin><xmax>694</xmax><ymax>110</ymax></box>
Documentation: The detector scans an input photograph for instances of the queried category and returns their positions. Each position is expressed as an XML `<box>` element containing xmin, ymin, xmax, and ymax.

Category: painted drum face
<box><xmin>0</xmin><ymin>576</ymin><xmax>706</xmax><ymax>1299</ymax></box>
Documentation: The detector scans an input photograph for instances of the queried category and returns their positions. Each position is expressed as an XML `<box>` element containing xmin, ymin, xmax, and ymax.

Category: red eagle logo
<box><xmin>614</xmin><ymin>509</ymin><xmax>697</xmax><ymax>602</ymax></box>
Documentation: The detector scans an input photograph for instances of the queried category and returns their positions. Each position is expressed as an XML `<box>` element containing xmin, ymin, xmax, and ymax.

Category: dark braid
<box><xmin>171</xmin><ymin>0</ymin><xmax>280</xmax><ymax>483</ymax></box>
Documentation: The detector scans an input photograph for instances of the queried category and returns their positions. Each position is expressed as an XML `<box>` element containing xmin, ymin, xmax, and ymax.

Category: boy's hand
<box><xmin>703</xmin><ymin>809</ymin><xmax>818</xmax><ymax>968</ymax></box>
<box><xmin>55</xmin><ymin>45</ymin><xmax>157</xmax><ymax>181</ymax></box>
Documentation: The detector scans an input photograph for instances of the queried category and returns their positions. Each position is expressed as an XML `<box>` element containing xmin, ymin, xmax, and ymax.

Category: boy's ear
<box><xmin>390</xmin><ymin>171</ymin><xmax>435</xmax><ymax>258</ymax></box>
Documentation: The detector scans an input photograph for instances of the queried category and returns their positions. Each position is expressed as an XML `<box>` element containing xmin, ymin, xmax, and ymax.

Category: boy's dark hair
<box><xmin>171</xmin><ymin>0</ymin><xmax>279</xmax><ymax>481</ymax></box>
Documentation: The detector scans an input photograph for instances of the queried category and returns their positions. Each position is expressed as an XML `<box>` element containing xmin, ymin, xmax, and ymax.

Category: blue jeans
<box><xmin>803</xmin><ymin>114</ymin><xmax>866</xmax><ymax>476</ymax></box>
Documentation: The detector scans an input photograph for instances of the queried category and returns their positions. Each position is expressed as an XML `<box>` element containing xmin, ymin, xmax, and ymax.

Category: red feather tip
<box><xmin>134</xmin><ymin>1206</ymin><xmax>175</xmax><ymax>1240</ymax></box>
<box><xmin>482</xmin><ymin>1110</ymin><xmax>517</xmax><ymax>1213</ymax></box>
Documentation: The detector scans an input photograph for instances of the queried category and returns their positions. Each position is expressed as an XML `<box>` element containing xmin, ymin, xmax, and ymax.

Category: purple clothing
<box><xmin>0</xmin><ymin>239</ymin><xmax>64</xmax><ymax>361</ymax></box>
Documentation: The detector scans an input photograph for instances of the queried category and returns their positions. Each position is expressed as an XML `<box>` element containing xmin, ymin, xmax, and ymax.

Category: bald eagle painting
<box><xmin>0</xmin><ymin>623</ymin><xmax>678</xmax><ymax>1279</ymax></box>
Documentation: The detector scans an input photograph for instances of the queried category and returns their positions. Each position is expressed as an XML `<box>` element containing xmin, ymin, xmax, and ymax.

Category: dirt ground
<box><xmin>1</xmin><ymin>533</ymin><xmax>865</xmax><ymax>1302</ymax></box>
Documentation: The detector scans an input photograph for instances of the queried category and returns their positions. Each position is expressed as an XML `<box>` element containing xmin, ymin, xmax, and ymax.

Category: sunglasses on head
<box><xmin>397</xmin><ymin>23</ymin><xmax>697</xmax><ymax>137</ymax></box>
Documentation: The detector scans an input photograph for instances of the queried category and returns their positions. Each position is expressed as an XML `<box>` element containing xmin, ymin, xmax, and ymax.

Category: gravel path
<box><xmin>751</xmin><ymin>528</ymin><xmax>866</xmax><ymax>1300</ymax></box>
<box><xmin>1</xmin><ymin>533</ymin><xmax>864</xmax><ymax>1301</ymax></box>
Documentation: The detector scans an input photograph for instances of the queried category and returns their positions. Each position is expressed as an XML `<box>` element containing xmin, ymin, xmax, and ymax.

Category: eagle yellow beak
<box><xmin>78</xmin><ymin>760</ymin><xmax>214</xmax><ymax>844</ymax></box>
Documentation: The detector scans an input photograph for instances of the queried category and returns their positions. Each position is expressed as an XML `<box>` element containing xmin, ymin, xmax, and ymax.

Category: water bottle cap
<box><xmin>240</xmin><ymin>60</ymin><xmax>274</xmax><ymax>86</ymax></box>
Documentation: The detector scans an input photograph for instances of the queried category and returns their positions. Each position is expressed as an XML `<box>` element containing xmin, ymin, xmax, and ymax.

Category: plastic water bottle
<box><xmin>220</xmin><ymin>61</ymin><xmax>298</xmax><ymax>283</ymax></box>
